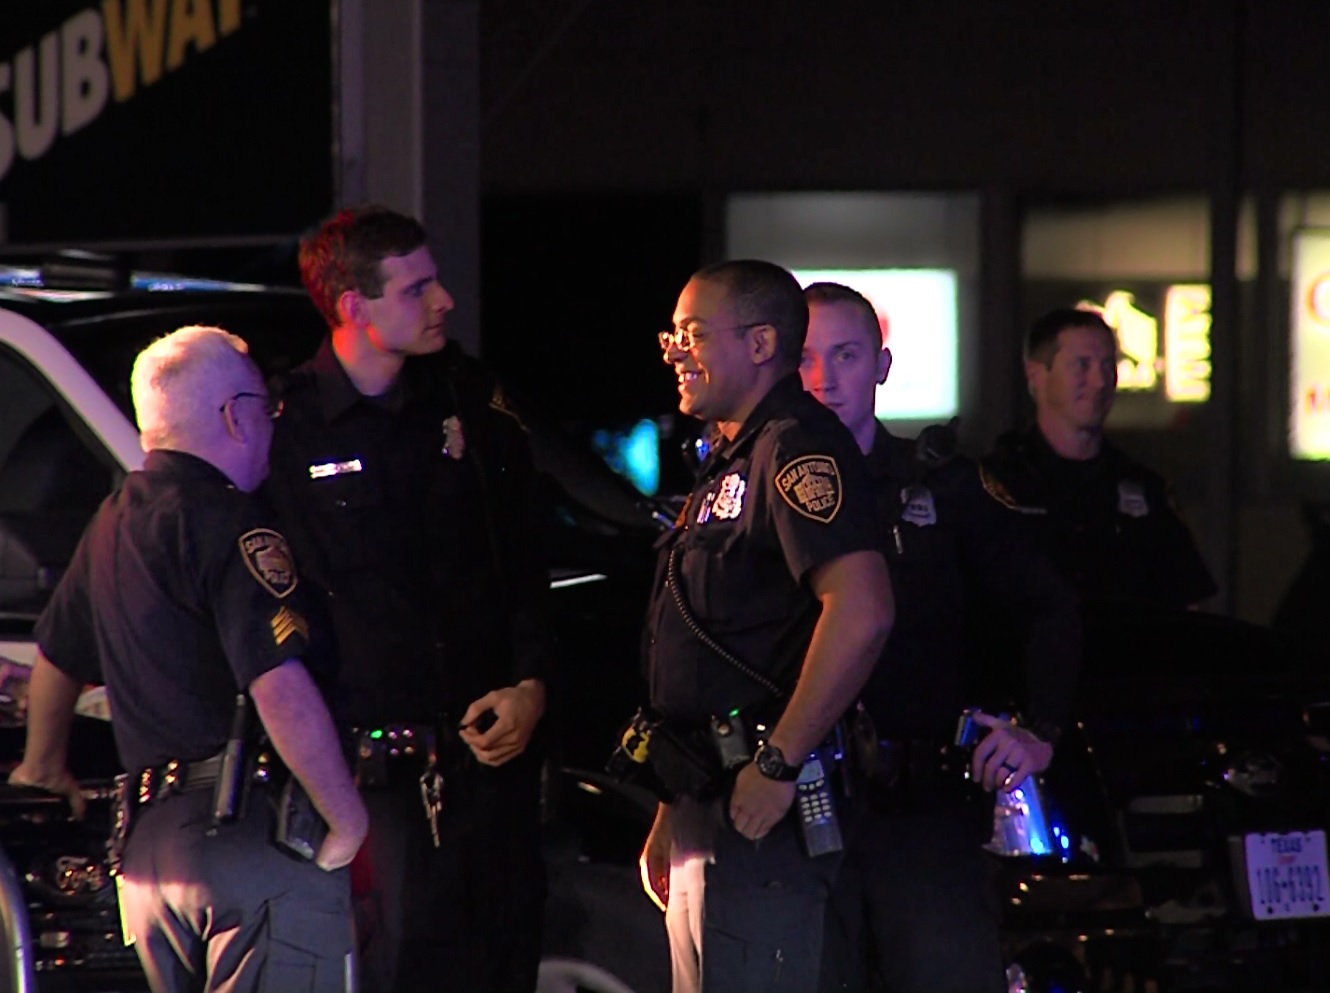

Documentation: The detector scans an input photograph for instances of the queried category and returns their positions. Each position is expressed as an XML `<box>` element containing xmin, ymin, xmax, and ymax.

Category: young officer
<box><xmin>11</xmin><ymin>326</ymin><xmax>366</xmax><ymax>992</ymax></box>
<box><xmin>265</xmin><ymin>207</ymin><xmax>552</xmax><ymax>992</ymax></box>
<box><xmin>637</xmin><ymin>261</ymin><xmax>894</xmax><ymax>993</ymax></box>
<box><xmin>801</xmin><ymin>283</ymin><xmax>1081</xmax><ymax>993</ymax></box>
<box><xmin>981</xmin><ymin>306</ymin><xmax>1216</xmax><ymax>610</ymax></box>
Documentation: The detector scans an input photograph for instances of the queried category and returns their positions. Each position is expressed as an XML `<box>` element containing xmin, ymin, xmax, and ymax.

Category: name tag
<box><xmin>308</xmin><ymin>459</ymin><xmax>363</xmax><ymax>480</ymax></box>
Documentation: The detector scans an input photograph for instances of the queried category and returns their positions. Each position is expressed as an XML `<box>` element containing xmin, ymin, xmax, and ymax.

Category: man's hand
<box><xmin>970</xmin><ymin>712</ymin><xmax>1053</xmax><ymax>792</ymax></box>
<box><xmin>729</xmin><ymin>763</ymin><xmax>797</xmax><ymax>841</ymax></box>
<box><xmin>315</xmin><ymin>808</ymin><xmax>369</xmax><ymax>871</ymax></box>
<box><xmin>639</xmin><ymin>803</ymin><xmax>672</xmax><ymax>912</ymax></box>
<box><xmin>9</xmin><ymin>763</ymin><xmax>85</xmax><ymax>820</ymax></box>
<box><xmin>460</xmin><ymin>679</ymin><xmax>546</xmax><ymax>767</ymax></box>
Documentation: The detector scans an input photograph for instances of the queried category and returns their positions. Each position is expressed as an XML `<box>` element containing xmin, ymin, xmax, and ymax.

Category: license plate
<box><xmin>1243</xmin><ymin>830</ymin><xmax>1330</xmax><ymax>920</ymax></box>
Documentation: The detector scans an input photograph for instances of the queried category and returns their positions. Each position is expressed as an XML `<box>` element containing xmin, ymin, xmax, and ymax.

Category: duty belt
<box><xmin>133</xmin><ymin>753</ymin><xmax>227</xmax><ymax>807</ymax></box>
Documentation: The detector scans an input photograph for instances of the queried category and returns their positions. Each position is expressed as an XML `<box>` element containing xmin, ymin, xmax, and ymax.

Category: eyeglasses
<box><xmin>658</xmin><ymin>322</ymin><xmax>768</xmax><ymax>352</ymax></box>
<box><xmin>220</xmin><ymin>391</ymin><xmax>284</xmax><ymax>420</ymax></box>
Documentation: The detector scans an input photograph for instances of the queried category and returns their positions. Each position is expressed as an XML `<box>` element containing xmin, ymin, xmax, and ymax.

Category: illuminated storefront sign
<box><xmin>1290</xmin><ymin>229</ymin><xmax>1330</xmax><ymax>460</ymax></box>
<box><xmin>1077</xmin><ymin>286</ymin><xmax>1211</xmax><ymax>402</ymax></box>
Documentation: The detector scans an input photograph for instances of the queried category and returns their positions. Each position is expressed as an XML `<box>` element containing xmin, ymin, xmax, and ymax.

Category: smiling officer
<box><xmin>636</xmin><ymin>260</ymin><xmax>894</xmax><ymax>993</ymax></box>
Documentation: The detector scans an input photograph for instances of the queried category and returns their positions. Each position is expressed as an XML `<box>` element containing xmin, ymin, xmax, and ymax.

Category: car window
<box><xmin>0</xmin><ymin>343</ymin><xmax>117</xmax><ymax>619</ymax></box>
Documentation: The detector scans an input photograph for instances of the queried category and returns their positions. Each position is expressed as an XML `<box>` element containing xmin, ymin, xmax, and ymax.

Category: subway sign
<box><xmin>0</xmin><ymin>1</ymin><xmax>333</xmax><ymax>245</ymax></box>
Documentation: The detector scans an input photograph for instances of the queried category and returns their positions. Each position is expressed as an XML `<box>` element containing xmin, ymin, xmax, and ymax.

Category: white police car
<box><xmin>0</xmin><ymin>257</ymin><xmax>669</xmax><ymax>993</ymax></box>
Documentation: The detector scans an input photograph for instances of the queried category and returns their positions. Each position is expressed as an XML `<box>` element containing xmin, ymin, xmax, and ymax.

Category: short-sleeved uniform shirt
<box><xmin>646</xmin><ymin>374</ymin><xmax>883</xmax><ymax>724</ymax></box>
<box><xmin>35</xmin><ymin>451</ymin><xmax>312</xmax><ymax>774</ymax></box>
<box><xmin>865</xmin><ymin>425</ymin><xmax>1080</xmax><ymax>742</ymax></box>
<box><xmin>264</xmin><ymin>338</ymin><xmax>551</xmax><ymax>726</ymax></box>
<box><xmin>980</xmin><ymin>425</ymin><xmax>1217</xmax><ymax>610</ymax></box>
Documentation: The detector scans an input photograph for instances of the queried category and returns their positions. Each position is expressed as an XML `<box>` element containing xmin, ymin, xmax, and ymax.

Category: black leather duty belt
<box><xmin>133</xmin><ymin>753</ymin><xmax>226</xmax><ymax>807</ymax></box>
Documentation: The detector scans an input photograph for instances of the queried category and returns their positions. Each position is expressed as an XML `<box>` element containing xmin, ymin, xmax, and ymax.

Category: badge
<box><xmin>712</xmin><ymin>473</ymin><xmax>747</xmax><ymax>521</ymax></box>
<box><xmin>308</xmin><ymin>458</ymin><xmax>363</xmax><ymax>480</ymax></box>
<box><xmin>238</xmin><ymin>529</ymin><xmax>298</xmax><ymax>599</ymax></box>
<box><xmin>979</xmin><ymin>464</ymin><xmax>1045</xmax><ymax>515</ymax></box>
<box><xmin>270</xmin><ymin>605</ymin><xmax>309</xmax><ymax>647</ymax></box>
<box><xmin>442</xmin><ymin>416</ymin><xmax>466</xmax><ymax>460</ymax></box>
<box><xmin>1117</xmin><ymin>481</ymin><xmax>1150</xmax><ymax>518</ymax></box>
<box><xmin>775</xmin><ymin>455</ymin><xmax>843</xmax><ymax>523</ymax></box>
<box><xmin>900</xmin><ymin>485</ymin><xmax>936</xmax><ymax>526</ymax></box>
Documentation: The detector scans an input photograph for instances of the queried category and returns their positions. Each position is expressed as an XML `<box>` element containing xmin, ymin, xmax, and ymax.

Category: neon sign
<box><xmin>1290</xmin><ymin>230</ymin><xmax>1330</xmax><ymax>460</ymax></box>
<box><xmin>1076</xmin><ymin>287</ymin><xmax>1210</xmax><ymax>402</ymax></box>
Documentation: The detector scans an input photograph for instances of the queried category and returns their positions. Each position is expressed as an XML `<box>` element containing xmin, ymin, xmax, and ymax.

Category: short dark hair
<box><xmin>1026</xmin><ymin>307</ymin><xmax>1116</xmax><ymax>366</ymax></box>
<box><xmin>694</xmin><ymin>260</ymin><xmax>808</xmax><ymax>364</ymax></box>
<box><xmin>299</xmin><ymin>205</ymin><xmax>429</xmax><ymax>327</ymax></box>
<box><xmin>804</xmin><ymin>282</ymin><xmax>884</xmax><ymax>346</ymax></box>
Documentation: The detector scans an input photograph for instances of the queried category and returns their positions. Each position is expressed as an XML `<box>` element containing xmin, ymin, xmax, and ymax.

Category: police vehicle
<box><xmin>0</xmin><ymin>256</ymin><xmax>669</xmax><ymax>993</ymax></box>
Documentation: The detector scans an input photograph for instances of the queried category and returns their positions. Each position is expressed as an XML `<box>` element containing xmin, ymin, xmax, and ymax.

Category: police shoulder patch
<box><xmin>775</xmin><ymin>454</ymin><xmax>843</xmax><ymax>523</ymax></box>
<box><xmin>979</xmin><ymin>464</ymin><xmax>1045</xmax><ymax>516</ymax></box>
<box><xmin>488</xmin><ymin>385</ymin><xmax>525</xmax><ymax>429</ymax></box>
<box><xmin>238</xmin><ymin>528</ymin><xmax>298</xmax><ymax>599</ymax></box>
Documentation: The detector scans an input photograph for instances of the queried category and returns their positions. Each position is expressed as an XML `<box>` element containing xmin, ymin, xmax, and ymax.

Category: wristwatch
<box><xmin>753</xmin><ymin>742</ymin><xmax>801</xmax><ymax>782</ymax></box>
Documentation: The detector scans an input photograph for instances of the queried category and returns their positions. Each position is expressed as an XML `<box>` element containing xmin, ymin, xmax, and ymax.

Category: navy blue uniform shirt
<box><xmin>646</xmin><ymin>374</ymin><xmax>883</xmax><ymax>724</ymax></box>
<box><xmin>35</xmin><ymin>451</ymin><xmax>311</xmax><ymax>774</ymax></box>
<box><xmin>981</xmin><ymin>425</ymin><xmax>1216</xmax><ymax>611</ymax></box>
<box><xmin>865</xmin><ymin>425</ymin><xmax>1080</xmax><ymax>741</ymax></box>
<box><xmin>265</xmin><ymin>338</ymin><xmax>551</xmax><ymax>725</ymax></box>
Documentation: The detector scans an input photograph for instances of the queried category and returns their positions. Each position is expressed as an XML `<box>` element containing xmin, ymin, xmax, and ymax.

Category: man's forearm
<box><xmin>22</xmin><ymin>653</ymin><xmax>82</xmax><ymax>773</ymax></box>
<box><xmin>768</xmin><ymin>551</ymin><xmax>893</xmax><ymax>758</ymax></box>
<box><xmin>249</xmin><ymin>661</ymin><xmax>365</xmax><ymax>836</ymax></box>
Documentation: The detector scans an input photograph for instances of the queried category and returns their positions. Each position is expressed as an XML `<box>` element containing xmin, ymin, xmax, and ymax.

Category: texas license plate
<box><xmin>1244</xmin><ymin>830</ymin><xmax>1330</xmax><ymax>920</ymax></box>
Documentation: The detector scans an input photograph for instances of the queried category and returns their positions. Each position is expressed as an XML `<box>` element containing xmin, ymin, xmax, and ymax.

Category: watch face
<box><xmin>758</xmin><ymin>744</ymin><xmax>797</xmax><ymax>781</ymax></box>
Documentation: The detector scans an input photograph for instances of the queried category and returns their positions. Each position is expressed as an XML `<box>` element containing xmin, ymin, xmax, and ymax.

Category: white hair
<box><xmin>130</xmin><ymin>326</ymin><xmax>255</xmax><ymax>452</ymax></box>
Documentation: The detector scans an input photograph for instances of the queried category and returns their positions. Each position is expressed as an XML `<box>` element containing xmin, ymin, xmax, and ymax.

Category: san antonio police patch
<box><xmin>238</xmin><ymin>528</ymin><xmax>298</xmax><ymax>599</ymax></box>
<box><xmin>775</xmin><ymin>454</ymin><xmax>843</xmax><ymax>523</ymax></box>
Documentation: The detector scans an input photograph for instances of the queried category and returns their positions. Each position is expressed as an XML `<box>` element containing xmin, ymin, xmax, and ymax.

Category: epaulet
<box><xmin>978</xmin><ymin>462</ymin><xmax>1046</xmax><ymax>515</ymax></box>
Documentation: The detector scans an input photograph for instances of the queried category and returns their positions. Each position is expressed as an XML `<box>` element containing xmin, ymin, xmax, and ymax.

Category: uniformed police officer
<box><xmin>264</xmin><ymin>206</ymin><xmax>552</xmax><ymax>993</ymax></box>
<box><xmin>10</xmin><ymin>326</ymin><xmax>367</xmax><ymax>993</ymax></box>
<box><xmin>800</xmin><ymin>284</ymin><xmax>1081</xmax><ymax>993</ymax></box>
<box><xmin>981</xmin><ymin>307</ymin><xmax>1216</xmax><ymax>610</ymax></box>
<box><xmin>636</xmin><ymin>260</ymin><xmax>894</xmax><ymax>993</ymax></box>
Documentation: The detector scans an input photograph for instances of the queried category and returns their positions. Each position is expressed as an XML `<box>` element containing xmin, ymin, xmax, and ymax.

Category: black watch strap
<box><xmin>754</xmin><ymin>743</ymin><xmax>801</xmax><ymax>782</ymax></box>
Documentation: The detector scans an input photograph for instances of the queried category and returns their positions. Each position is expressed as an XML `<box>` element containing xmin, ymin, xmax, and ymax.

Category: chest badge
<box><xmin>899</xmin><ymin>485</ymin><xmax>937</xmax><ymax>526</ymax></box>
<box><xmin>442</xmin><ymin>416</ymin><xmax>466</xmax><ymax>460</ymax></box>
<box><xmin>308</xmin><ymin>458</ymin><xmax>363</xmax><ymax>480</ymax></box>
<box><xmin>1117</xmin><ymin>481</ymin><xmax>1150</xmax><ymax>518</ymax></box>
<box><xmin>775</xmin><ymin>454</ymin><xmax>843</xmax><ymax>524</ymax></box>
<box><xmin>711</xmin><ymin>473</ymin><xmax>747</xmax><ymax>521</ymax></box>
<box><xmin>238</xmin><ymin>529</ymin><xmax>298</xmax><ymax>599</ymax></box>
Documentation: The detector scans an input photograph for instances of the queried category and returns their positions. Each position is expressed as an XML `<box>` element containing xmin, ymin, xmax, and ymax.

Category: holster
<box><xmin>272</xmin><ymin>776</ymin><xmax>328</xmax><ymax>862</ymax></box>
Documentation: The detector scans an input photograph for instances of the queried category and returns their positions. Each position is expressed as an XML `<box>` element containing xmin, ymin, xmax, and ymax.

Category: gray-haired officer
<box><xmin>10</xmin><ymin>326</ymin><xmax>367</xmax><ymax>993</ymax></box>
<box><xmin>637</xmin><ymin>261</ymin><xmax>894</xmax><ymax>993</ymax></box>
<box><xmin>801</xmin><ymin>283</ymin><xmax>1080</xmax><ymax>993</ymax></box>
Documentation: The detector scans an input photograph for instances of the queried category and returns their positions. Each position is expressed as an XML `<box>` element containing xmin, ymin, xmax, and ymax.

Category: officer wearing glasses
<box><xmin>11</xmin><ymin>325</ymin><xmax>366</xmax><ymax>992</ymax></box>
<box><xmin>637</xmin><ymin>260</ymin><xmax>894</xmax><ymax>993</ymax></box>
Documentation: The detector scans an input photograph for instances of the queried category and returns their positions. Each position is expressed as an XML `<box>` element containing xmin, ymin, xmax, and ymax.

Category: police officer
<box><xmin>9</xmin><ymin>326</ymin><xmax>367</xmax><ymax>993</ymax></box>
<box><xmin>636</xmin><ymin>261</ymin><xmax>894</xmax><ymax>993</ymax></box>
<box><xmin>981</xmin><ymin>307</ymin><xmax>1216</xmax><ymax>610</ymax></box>
<box><xmin>264</xmin><ymin>206</ymin><xmax>552</xmax><ymax>992</ymax></box>
<box><xmin>799</xmin><ymin>284</ymin><xmax>1081</xmax><ymax>993</ymax></box>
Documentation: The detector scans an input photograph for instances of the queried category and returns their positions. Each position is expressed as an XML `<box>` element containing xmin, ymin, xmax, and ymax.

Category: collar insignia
<box><xmin>442</xmin><ymin>416</ymin><xmax>466</xmax><ymax>460</ymax></box>
<box><xmin>308</xmin><ymin>459</ymin><xmax>363</xmax><ymax>480</ymax></box>
<box><xmin>712</xmin><ymin>472</ymin><xmax>747</xmax><ymax>521</ymax></box>
<box><xmin>1118</xmin><ymin>481</ymin><xmax>1150</xmax><ymax>518</ymax></box>
<box><xmin>900</xmin><ymin>486</ymin><xmax>937</xmax><ymax>526</ymax></box>
<box><xmin>239</xmin><ymin>529</ymin><xmax>298</xmax><ymax>599</ymax></box>
<box><xmin>775</xmin><ymin>454</ymin><xmax>843</xmax><ymax>523</ymax></box>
